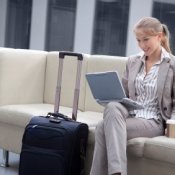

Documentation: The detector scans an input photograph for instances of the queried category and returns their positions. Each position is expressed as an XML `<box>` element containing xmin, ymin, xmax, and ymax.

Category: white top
<box><xmin>132</xmin><ymin>48</ymin><xmax>171</xmax><ymax>120</ymax></box>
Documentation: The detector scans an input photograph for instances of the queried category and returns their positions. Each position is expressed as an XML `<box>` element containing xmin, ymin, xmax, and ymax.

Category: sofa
<box><xmin>0</xmin><ymin>47</ymin><xmax>175</xmax><ymax>175</ymax></box>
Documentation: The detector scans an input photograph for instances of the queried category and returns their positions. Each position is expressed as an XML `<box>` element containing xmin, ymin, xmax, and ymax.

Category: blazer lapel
<box><xmin>157</xmin><ymin>57</ymin><xmax>170</xmax><ymax>101</ymax></box>
<box><xmin>129</xmin><ymin>58</ymin><xmax>143</xmax><ymax>100</ymax></box>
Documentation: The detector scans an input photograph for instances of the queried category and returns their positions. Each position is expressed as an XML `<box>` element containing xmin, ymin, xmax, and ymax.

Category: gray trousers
<box><xmin>90</xmin><ymin>102</ymin><xmax>164</xmax><ymax>175</ymax></box>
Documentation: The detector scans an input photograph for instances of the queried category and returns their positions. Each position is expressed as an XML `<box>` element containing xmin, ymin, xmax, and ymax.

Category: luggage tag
<box><xmin>49</xmin><ymin>117</ymin><xmax>61</xmax><ymax>123</ymax></box>
<box><xmin>47</xmin><ymin>112</ymin><xmax>71</xmax><ymax>123</ymax></box>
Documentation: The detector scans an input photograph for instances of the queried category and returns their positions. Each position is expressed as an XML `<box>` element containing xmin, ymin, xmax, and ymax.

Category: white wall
<box><xmin>29</xmin><ymin>0</ymin><xmax>48</xmax><ymax>50</ymax></box>
<box><xmin>0</xmin><ymin>0</ymin><xmax>173</xmax><ymax>55</ymax></box>
<box><xmin>73</xmin><ymin>0</ymin><xmax>96</xmax><ymax>54</ymax></box>
<box><xmin>126</xmin><ymin>0</ymin><xmax>153</xmax><ymax>56</ymax></box>
<box><xmin>0</xmin><ymin>0</ymin><xmax>7</xmax><ymax>47</ymax></box>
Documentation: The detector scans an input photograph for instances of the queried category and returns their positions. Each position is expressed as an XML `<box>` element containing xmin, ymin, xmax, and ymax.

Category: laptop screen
<box><xmin>86</xmin><ymin>71</ymin><xmax>126</xmax><ymax>102</ymax></box>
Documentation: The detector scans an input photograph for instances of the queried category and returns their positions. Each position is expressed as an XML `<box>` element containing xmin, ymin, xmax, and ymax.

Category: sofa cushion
<box><xmin>144</xmin><ymin>136</ymin><xmax>175</xmax><ymax>165</ymax></box>
<box><xmin>44</xmin><ymin>52</ymin><xmax>87</xmax><ymax>111</ymax></box>
<box><xmin>85</xmin><ymin>55</ymin><xmax>128</xmax><ymax>112</ymax></box>
<box><xmin>0</xmin><ymin>104</ymin><xmax>103</xmax><ymax>128</ymax></box>
<box><xmin>127</xmin><ymin>137</ymin><xmax>149</xmax><ymax>158</ymax></box>
<box><xmin>0</xmin><ymin>48</ymin><xmax>47</xmax><ymax>105</ymax></box>
<box><xmin>0</xmin><ymin>104</ymin><xmax>54</xmax><ymax>127</ymax></box>
<box><xmin>77</xmin><ymin>111</ymin><xmax>103</xmax><ymax>127</ymax></box>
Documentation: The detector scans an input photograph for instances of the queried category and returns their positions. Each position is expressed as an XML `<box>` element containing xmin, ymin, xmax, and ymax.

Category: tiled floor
<box><xmin>0</xmin><ymin>149</ymin><xmax>19</xmax><ymax>175</ymax></box>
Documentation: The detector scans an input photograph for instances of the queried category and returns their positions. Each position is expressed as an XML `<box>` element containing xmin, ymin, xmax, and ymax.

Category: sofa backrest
<box><xmin>0</xmin><ymin>48</ymin><xmax>47</xmax><ymax>105</ymax></box>
<box><xmin>44</xmin><ymin>52</ymin><xmax>87</xmax><ymax>111</ymax></box>
<box><xmin>0</xmin><ymin>47</ymin><xmax>128</xmax><ymax>113</ymax></box>
<box><xmin>44</xmin><ymin>52</ymin><xmax>128</xmax><ymax>113</ymax></box>
<box><xmin>84</xmin><ymin>55</ymin><xmax>128</xmax><ymax>112</ymax></box>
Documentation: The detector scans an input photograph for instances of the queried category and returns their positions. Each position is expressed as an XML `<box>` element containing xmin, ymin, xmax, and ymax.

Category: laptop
<box><xmin>86</xmin><ymin>71</ymin><xmax>143</xmax><ymax>110</ymax></box>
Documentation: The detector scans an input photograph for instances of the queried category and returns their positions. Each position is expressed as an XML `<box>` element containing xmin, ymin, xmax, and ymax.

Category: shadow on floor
<box><xmin>0</xmin><ymin>149</ymin><xmax>19</xmax><ymax>175</ymax></box>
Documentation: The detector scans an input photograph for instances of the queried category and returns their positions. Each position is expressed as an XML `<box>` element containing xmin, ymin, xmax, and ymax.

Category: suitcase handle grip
<box><xmin>59</xmin><ymin>51</ymin><xmax>83</xmax><ymax>61</ymax></box>
<box><xmin>47</xmin><ymin>112</ymin><xmax>72</xmax><ymax>121</ymax></box>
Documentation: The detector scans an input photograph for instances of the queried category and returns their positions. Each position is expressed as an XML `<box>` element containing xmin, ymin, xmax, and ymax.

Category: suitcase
<box><xmin>19</xmin><ymin>51</ymin><xmax>89</xmax><ymax>175</ymax></box>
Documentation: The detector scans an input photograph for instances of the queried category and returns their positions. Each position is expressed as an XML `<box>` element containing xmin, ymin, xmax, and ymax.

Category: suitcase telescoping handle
<box><xmin>54</xmin><ymin>51</ymin><xmax>83</xmax><ymax>121</ymax></box>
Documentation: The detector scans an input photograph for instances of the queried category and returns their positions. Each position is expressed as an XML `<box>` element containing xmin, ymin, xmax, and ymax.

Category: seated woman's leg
<box><xmin>126</xmin><ymin>117</ymin><xmax>164</xmax><ymax>140</ymax></box>
<box><xmin>91</xmin><ymin>102</ymin><xmax>129</xmax><ymax>175</ymax></box>
<box><xmin>90</xmin><ymin>120</ymin><xmax>108</xmax><ymax>175</ymax></box>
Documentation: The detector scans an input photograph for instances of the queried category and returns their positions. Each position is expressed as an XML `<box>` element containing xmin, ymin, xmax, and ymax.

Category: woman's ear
<box><xmin>157</xmin><ymin>32</ymin><xmax>163</xmax><ymax>41</ymax></box>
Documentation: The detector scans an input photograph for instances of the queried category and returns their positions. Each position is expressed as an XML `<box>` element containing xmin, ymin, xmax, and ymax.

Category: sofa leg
<box><xmin>1</xmin><ymin>149</ymin><xmax>9</xmax><ymax>167</ymax></box>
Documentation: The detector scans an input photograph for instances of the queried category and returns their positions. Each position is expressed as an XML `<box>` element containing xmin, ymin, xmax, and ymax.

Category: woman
<box><xmin>90</xmin><ymin>17</ymin><xmax>175</xmax><ymax>175</ymax></box>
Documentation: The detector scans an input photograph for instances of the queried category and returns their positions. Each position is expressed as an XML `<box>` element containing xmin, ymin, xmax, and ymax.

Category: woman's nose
<box><xmin>139</xmin><ymin>42</ymin><xmax>144</xmax><ymax>48</ymax></box>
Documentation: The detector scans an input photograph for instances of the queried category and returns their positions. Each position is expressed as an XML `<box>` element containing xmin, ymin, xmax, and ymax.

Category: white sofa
<box><xmin>0</xmin><ymin>47</ymin><xmax>175</xmax><ymax>175</ymax></box>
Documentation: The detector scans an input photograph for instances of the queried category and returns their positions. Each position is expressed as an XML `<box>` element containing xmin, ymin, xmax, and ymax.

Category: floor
<box><xmin>0</xmin><ymin>149</ymin><xmax>19</xmax><ymax>175</ymax></box>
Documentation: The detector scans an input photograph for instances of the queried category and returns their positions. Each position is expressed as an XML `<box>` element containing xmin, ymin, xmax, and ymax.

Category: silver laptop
<box><xmin>86</xmin><ymin>71</ymin><xmax>143</xmax><ymax>110</ymax></box>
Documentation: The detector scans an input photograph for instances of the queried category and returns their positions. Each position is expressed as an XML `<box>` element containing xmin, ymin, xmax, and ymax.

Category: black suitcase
<box><xmin>19</xmin><ymin>52</ymin><xmax>89</xmax><ymax>175</ymax></box>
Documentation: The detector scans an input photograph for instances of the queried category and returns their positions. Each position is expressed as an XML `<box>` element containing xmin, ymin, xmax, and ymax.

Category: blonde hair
<box><xmin>134</xmin><ymin>17</ymin><xmax>171</xmax><ymax>53</ymax></box>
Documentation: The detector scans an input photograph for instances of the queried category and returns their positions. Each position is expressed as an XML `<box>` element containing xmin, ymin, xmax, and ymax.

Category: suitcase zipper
<box><xmin>29</xmin><ymin>124</ymin><xmax>67</xmax><ymax>133</ymax></box>
<box><xmin>25</xmin><ymin>125</ymin><xmax>68</xmax><ymax>139</ymax></box>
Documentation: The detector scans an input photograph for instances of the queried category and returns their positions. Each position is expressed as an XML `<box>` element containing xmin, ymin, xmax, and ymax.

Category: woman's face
<box><xmin>135</xmin><ymin>28</ymin><xmax>162</xmax><ymax>57</ymax></box>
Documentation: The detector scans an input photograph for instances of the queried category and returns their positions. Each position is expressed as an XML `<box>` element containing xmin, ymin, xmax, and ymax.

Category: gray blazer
<box><xmin>122</xmin><ymin>54</ymin><xmax>175</xmax><ymax>121</ymax></box>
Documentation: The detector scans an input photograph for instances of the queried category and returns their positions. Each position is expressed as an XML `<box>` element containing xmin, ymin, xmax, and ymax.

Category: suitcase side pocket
<box><xmin>19</xmin><ymin>146</ymin><xmax>66</xmax><ymax>175</ymax></box>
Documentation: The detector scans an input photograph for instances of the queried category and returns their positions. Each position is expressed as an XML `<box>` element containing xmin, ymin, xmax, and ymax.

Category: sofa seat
<box><xmin>127</xmin><ymin>137</ymin><xmax>149</xmax><ymax>158</ymax></box>
<box><xmin>0</xmin><ymin>104</ymin><xmax>103</xmax><ymax>128</ymax></box>
<box><xmin>144</xmin><ymin>136</ymin><xmax>175</xmax><ymax>165</ymax></box>
<box><xmin>127</xmin><ymin>136</ymin><xmax>175</xmax><ymax>175</ymax></box>
<box><xmin>0</xmin><ymin>104</ymin><xmax>53</xmax><ymax>127</ymax></box>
